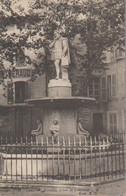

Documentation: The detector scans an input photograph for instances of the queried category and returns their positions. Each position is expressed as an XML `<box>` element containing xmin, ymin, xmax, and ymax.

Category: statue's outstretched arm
<box><xmin>49</xmin><ymin>40</ymin><xmax>55</xmax><ymax>48</ymax></box>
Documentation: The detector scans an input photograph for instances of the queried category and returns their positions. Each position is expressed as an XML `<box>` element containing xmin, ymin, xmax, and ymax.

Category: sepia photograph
<box><xmin>0</xmin><ymin>0</ymin><xmax>125</xmax><ymax>195</ymax></box>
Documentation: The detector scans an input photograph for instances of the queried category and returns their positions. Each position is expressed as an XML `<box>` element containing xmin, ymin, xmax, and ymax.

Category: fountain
<box><xmin>26</xmin><ymin>29</ymin><xmax>95</xmax><ymax>136</ymax></box>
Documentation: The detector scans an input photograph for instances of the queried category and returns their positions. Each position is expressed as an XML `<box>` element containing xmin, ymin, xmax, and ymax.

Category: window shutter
<box><xmin>7</xmin><ymin>82</ymin><xmax>13</xmax><ymax>103</ymax></box>
<box><xmin>101</xmin><ymin>77</ymin><xmax>106</xmax><ymax>100</ymax></box>
<box><xmin>111</xmin><ymin>74</ymin><xmax>117</xmax><ymax>97</ymax></box>
<box><xmin>107</xmin><ymin>75</ymin><xmax>111</xmax><ymax>99</ymax></box>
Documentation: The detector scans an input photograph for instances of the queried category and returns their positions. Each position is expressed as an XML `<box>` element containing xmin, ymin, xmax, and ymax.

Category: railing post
<box><xmin>63</xmin><ymin>136</ymin><xmax>66</xmax><ymax>180</ymax></box>
<box><xmin>103</xmin><ymin>138</ymin><xmax>106</xmax><ymax>180</ymax></box>
<box><xmin>84</xmin><ymin>136</ymin><xmax>87</xmax><ymax>177</ymax></box>
<box><xmin>41</xmin><ymin>136</ymin><xmax>44</xmax><ymax>181</ymax></box>
<box><xmin>68</xmin><ymin>136</ymin><xmax>71</xmax><ymax>181</ymax></box>
<box><xmin>46</xmin><ymin>136</ymin><xmax>49</xmax><ymax>182</ymax></box>
<box><xmin>73</xmin><ymin>135</ymin><xmax>76</xmax><ymax>181</ymax></box>
<box><xmin>0</xmin><ymin>137</ymin><xmax>3</xmax><ymax>181</ymax></box>
<box><xmin>94</xmin><ymin>136</ymin><xmax>97</xmax><ymax>178</ymax></box>
<box><xmin>90</xmin><ymin>136</ymin><xmax>93</xmax><ymax>181</ymax></box>
<box><xmin>122</xmin><ymin>134</ymin><xmax>125</xmax><ymax>178</ymax></box>
<box><xmin>79</xmin><ymin>136</ymin><xmax>82</xmax><ymax>181</ymax></box>
<box><xmin>98</xmin><ymin>136</ymin><xmax>102</xmax><ymax>181</ymax></box>
<box><xmin>20</xmin><ymin>137</ymin><xmax>23</xmax><ymax>181</ymax></box>
<box><xmin>51</xmin><ymin>136</ymin><xmax>54</xmax><ymax>180</ymax></box>
<box><xmin>57</xmin><ymin>136</ymin><xmax>60</xmax><ymax>180</ymax></box>
<box><xmin>25</xmin><ymin>136</ymin><xmax>28</xmax><ymax>182</ymax></box>
<box><xmin>15</xmin><ymin>137</ymin><xmax>18</xmax><ymax>181</ymax></box>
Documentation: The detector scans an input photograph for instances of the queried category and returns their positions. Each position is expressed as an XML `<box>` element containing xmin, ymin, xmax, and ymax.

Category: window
<box><xmin>7</xmin><ymin>82</ymin><xmax>13</xmax><ymax>103</ymax></box>
<box><xmin>101</xmin><ymin>74</ymin><xmax>117</xmax><ymax>100</ymax></box>
<box><xmin>105</xmin><ymin>47</ymin><xmax>124</xmax><ymax>63</ymax></box>
<box><xmin>115</xmin><ymin>48</ymin><xmax>123</xmax><ymax>59</ymax></box>
<box><xmin>108</xmin><ymin>112</ymin><xmax>118</xmax><ymax>133</ymax></box>
<box><xmin>88</xmin><ymin>83</ymin><xmax>93</xmax><ymax>97</ymax></box>
<box><xmin>16</xmin><ymin>49</ymin><xmax>25</xmax><ymax>67</ymax></box>
<box><xmin>101</xmin><ymin>77</ymin><xmax>106</xmax><ymax>100</ymax></box>
<box><xmin>88</xmin><ymin>78</ymin><xmax>100</xmax><ymax>100</ymax></box>
<box><xmin>121</xmin><ymin>109</ymin><xmax>125</xmax><ymax>131</ymax></box>
<box><xmin>111</xmin><ymin>74</ymin><xmax>117</xmax><ymax>97</ymax></box>
<box><xmin>101</xmin><ymin>52</ymin><xmax>106</xmax><ymax>61</ymax></box>
<box><xmin>7</xmin><ymin>81</ymin><xmax>26</xmax><ymax>104</ymax></box>
<box><xmin>111</xmin><ymin>50</ymin><xmax>114</xmax><ymax>62</ymax></box>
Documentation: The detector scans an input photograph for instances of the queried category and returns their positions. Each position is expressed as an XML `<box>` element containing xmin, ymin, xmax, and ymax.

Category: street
<box><xmin>0</xmin><ymin>179</ymin><xmax>125</xmax><ymax>196</ymax></box>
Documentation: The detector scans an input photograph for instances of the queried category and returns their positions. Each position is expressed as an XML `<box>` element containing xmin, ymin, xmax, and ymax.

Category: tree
<box><xmin>0</xmin><ymin>0</ymin><xmax>125</xmax><ymax>94</ymax></box>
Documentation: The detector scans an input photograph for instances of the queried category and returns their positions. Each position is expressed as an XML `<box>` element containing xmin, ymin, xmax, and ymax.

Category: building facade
<box><xmin>86</xmin><ymin>47</ymin><xmax>126</xmax><ymax>135</ymax></box>
<box><xmin>0</xmin><ymin>23</ymin><xmax>47</xmax><ymax>138</ymax></box>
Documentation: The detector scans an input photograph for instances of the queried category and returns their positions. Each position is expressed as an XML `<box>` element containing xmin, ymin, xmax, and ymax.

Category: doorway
<box><xmin>93</xmin><ymin>113</ymin><xmax>103</xmax><ymax>135</ymax></box>
<box><xmin>15</xmin><ymin>81</ymin><xmax>25</xmax><ymax>103</ymax></box>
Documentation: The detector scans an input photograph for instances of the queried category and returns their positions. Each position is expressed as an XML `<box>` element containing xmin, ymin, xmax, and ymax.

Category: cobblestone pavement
<box><xmin>0</xmin><ymin>179</ymin><xmax>125</xmax><ymax>196</ymax></box>
<box><xmin>96</xmin><ymin>179</ymin><xmax>126</xmax><ymax>196</ymax></box>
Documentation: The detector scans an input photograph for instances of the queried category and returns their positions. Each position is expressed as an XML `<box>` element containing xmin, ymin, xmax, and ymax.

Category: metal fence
<box><xmin>0</xmin><ymin>134</ymin><xmax>125</xmax><ymax>184</ymax></box>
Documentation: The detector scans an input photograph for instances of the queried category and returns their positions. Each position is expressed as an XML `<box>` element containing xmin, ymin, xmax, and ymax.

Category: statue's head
<box><xmin>54</xmin><ymin>30</ymin><xmax>61</xmax><ymax>39</ymax></box>
<box><xmin>36</xmin><ymin>119</ymin><xmax>42</xmax><ymax>124</ymax></box>
<box><xmin>53</xmin><ymin>120</ymin><xmax>58</xmax><ymax>125</ymax></box>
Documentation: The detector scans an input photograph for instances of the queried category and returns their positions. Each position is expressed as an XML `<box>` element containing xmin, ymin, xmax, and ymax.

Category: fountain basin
<box><xmin>25</xmin><ymin>97</ymin><xmax>95</xmax><ymax>135</ymax></box>
<box><xmin>26</xmin><ymin>97</ymin><xmax>95</xmax><ymax>108</ymax></box>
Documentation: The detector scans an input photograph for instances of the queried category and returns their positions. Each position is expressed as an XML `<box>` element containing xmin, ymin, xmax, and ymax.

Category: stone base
<box><xmin>43</xmin><ymin>108</ymin><xmax>77</xmax><ymax>135</ymax></box>
<box><xmin>48</xmin><ymin>79</ymin><xmax>72</xmax><ymax>97</ymax></box>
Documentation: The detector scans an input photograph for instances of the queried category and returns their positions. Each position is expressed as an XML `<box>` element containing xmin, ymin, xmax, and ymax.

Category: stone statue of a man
<box><xmin>49</xmin><ymin>30</ymin><xmax>70</xmax><ymax>80</ymax></box>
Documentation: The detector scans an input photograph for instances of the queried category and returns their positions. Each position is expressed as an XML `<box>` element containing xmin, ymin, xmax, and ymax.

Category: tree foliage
<box><xmin>0</xmin><ymin>0</ymin><xmax>125</xmax><ymax>86</ymax></box>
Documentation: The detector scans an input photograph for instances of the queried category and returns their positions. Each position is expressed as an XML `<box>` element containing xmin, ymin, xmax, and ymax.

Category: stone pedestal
<box><xmin>44</xmin><ymin>79</ymin><xmax>76</xmax><ymax>135</ymax></box>
<box><xmin>48</xmin><ymin>79</ymin><xmax>72</xmax><ymax>97</ymax></box>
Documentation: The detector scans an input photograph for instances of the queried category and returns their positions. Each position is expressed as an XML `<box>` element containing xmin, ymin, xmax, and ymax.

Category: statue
<box><xmin>49</xmin><ymin>29</ymin><xmax>70</xmax><ymax>80</ymax></box>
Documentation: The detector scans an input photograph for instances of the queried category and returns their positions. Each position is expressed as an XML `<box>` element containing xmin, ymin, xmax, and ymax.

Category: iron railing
<box><xmin>0</xmin><ymin>135</ymin><xmax>125</xmax><ymax>184</ymax></box>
